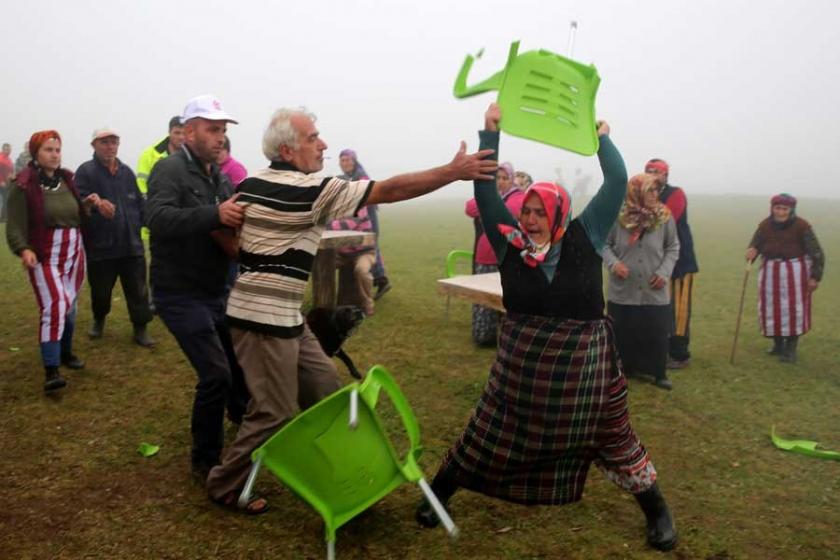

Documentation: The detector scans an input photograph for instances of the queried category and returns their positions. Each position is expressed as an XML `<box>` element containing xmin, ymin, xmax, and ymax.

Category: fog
<box><xmin>2</xmin><ymin>0</ymin><xmax>839</xmax><ymax>200</ymax></box>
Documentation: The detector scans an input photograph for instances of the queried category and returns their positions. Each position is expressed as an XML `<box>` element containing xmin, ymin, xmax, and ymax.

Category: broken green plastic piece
<box><xmin>138</xmin><ymin>443</ymin><xmax>160</xmax><ymax>458</ymax></box>
<box><xmin>770</xmin><ymin>426</ymin><xmax>840</xmax><ymax>461</ymax></box>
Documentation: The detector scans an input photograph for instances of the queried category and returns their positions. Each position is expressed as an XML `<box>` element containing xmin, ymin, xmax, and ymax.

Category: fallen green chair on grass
<box><xmin>238</xmin><ymin>365</ymin><xmax>457</xmax><ymax>559</ymax></box>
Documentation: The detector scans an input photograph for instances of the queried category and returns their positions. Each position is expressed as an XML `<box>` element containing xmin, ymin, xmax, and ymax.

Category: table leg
<box><xmin>312</xmin><ymin>248</ymin><xmax>337</xmax><ymax>309</ymax></box>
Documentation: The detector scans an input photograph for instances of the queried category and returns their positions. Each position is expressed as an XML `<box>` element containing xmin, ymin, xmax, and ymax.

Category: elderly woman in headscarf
<box><xmin>417</xmin><ymin>104</ymin><xmax>678</xmax><ymax>552</ymax></box>
<box><xmin>464</xmin><ymin>160</ymin><xmax>524</xmax><ymax>345</ymax></box>
<box><xmin>602</xmin><ymin>175</ymin><xmax>679</xmax><ymax>390</ymax></box>
<box><xmin>745</xmin><ymin>193</ymin><xmax>824</xmax><ymax>363</ymax></box>
<box><xmin>337</xmin><ymin>149</ymin><xmax>391</xmax><ymax>299</ymax></box>
<box><xmin>5</xmin><ymin>130</ymin><xmax>110</xmax><ymax>393</ymax></box>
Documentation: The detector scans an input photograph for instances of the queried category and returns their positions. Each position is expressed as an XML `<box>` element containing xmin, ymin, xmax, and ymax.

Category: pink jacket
<box><xmin>220</xmin><ymin>156</ymin><xmax>248</xmax><ymax>188</ymax></box>
<box><xmin>465</xmin><ymin>188</ymin><xmax>525</xmax><ymax>265</ymax></box>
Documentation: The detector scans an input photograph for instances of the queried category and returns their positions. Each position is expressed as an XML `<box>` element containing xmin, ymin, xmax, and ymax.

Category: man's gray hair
<box><xmin>262</xmin><ymin>107</ymin><xmax>317</xmax><ymax>162</ymax></box>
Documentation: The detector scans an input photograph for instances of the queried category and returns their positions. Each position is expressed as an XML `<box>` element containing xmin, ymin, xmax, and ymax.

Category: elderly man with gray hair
<box><xmin>205</xmin><ymin>106</ymin><xmax>497</xmax><ymax>512</ymax></box>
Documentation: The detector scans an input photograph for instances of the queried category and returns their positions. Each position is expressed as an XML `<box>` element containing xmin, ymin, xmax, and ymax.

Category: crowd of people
<box><xmin>2</xmin><ymin>94</ymin><xmax>826</xmax><ymax>552</ymax></box>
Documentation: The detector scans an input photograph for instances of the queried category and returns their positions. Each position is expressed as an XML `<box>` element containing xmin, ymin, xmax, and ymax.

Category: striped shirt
<box><xmin>226</xmin><ymin>161</ymin><xmax>373</xmax><ymax>337</ymax></box>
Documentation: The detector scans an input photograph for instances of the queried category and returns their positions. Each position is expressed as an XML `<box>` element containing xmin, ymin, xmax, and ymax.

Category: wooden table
<box><xmin>437</xmin><ymin>272</ymin><xmax>505</xmax><ymax>312</ymax></box>
<box><xmin>311</xmin><ymin>230</ymin><xmax>376</xmax><ymax>309</ymax></box>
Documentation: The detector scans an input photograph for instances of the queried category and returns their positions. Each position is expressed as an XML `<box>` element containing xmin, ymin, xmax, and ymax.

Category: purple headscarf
<box><xmin>498</xmin><ymin>161</ymin><xmax>515</xmax><ymax>184</ymax></box>
<box><xmin>339</xmin><ymin>148</ymin><xmax>369</xmax><ymax>181</ymax></box>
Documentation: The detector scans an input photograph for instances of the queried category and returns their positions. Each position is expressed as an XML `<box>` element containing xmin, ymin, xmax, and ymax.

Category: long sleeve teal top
<box><xmin>474</xmin><ymin>130</ymin><xmax>628</xmax><ymax>280</ymax></box>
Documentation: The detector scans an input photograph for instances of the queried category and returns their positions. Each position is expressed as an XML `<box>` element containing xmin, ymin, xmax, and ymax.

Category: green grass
<box><xmin>1</xmin><ymin>195</ymin><xmax>838</xmax><ymax>559</ymax></box>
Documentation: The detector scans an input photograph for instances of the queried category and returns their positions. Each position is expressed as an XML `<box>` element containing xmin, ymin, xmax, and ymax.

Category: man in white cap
<box><xmin>75</xmin><ymin>128</ymin><xmax>154</xmax><ymax>346</ymax></box>
<box><xmin>146</xmin><ymin>95</ymin><xmax>249</xmax><ymax>482</ymax></box>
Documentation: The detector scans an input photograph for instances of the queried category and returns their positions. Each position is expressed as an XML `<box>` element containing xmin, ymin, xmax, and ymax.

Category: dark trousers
<box><xmin>88</xmin><ymin>256</ymin><xmax>153</xmax><ymax>326</ymax></box>
<box><xmin>609</xmin><ymin>302</ymin><xmax>670</xmax><ymax>381</ymax></box>
<box><xmin>668</xmin><ymin>274</ymin><xmax>695</xmax><ymax>361</ymax></box>
<box><xmin>154</xmin><ymin>290</ymin><xmax>249</xmax><ymax>467</ymax></box>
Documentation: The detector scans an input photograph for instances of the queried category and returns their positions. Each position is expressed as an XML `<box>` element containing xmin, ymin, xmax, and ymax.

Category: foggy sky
<box><xmin>2</xmin><ymin>0</ymin><xmax>839</xmax><ymax>200</ymax></box>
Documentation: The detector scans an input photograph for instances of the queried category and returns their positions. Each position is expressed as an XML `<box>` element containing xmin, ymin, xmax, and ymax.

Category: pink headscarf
<box><xmin>497</xmin><ymin>181</ymin><xmax>572</xmax><ymax>267</ymax></box>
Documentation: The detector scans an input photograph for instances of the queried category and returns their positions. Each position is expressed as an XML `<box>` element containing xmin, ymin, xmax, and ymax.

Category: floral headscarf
<box><xmin>497</xmin><ymin>181</ymin><xmax>572</xmax><ymax>267</ymax></box>
<box><xmin>618</xmin><ymin>173</ymin><xmax>671</xmax><ymax>245</ymax></box>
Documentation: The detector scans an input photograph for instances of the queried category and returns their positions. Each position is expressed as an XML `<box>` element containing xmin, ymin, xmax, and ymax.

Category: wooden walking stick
<box><xmin>730</xmin><ymin>261</ymin><xmax>753</xmax><ymax>365</ymax></box>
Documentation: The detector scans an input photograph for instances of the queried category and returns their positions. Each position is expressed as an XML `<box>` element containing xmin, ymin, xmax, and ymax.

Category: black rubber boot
<box><xmin>88</xmin><ymin>318</ymin><xmax>105</xmax><ymax>339</ymax></box>
<box><xmin>767</xmin><ymin>336</ymin><xmax>784</xmax><ymax>355</ymax></box>
<box><xmin>779</xmin><ymin>336</ymin><xmax>798</xmax><ymax>363</ymax></box>
<box><xmin>415</xmin><ymin>467</ymin><xmax>458</xmax><ymax>528</ymax></box>
<box><xmin>60</xmin><ymin>353</ymin><xmax>85</xmax><ymax>370</ymax></box>
<box><xmin>634</xmin><ymin>482</ymin><xmax>678</xmax><ymax>551</ymax></box>
<box><xmin>44</xmin><ymin>366</ymin><xmax>67</xmax><ymax>393</ymax></box>
<box><xmin>133</xmin><ymin>325</ymin><xmax>155</xmax><ymax>347</ymax></box>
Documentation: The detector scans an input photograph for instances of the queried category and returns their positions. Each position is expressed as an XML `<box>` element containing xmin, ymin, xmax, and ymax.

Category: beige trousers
<box><xmin>336</xmin><ymin>250</ymin><xmax>376</xmax><ymax>315</ymax></box>
<box><xmin>205</xmin><ymin>325</ymin><xmax>341</xmax><ymax>498</ymax></box>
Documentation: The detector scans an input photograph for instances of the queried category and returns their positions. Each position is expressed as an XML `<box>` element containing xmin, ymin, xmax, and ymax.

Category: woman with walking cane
<box><xmin>416</xmin><ymin>104</ymin><xmax>678</xmax><ymax>552</ymax></box>
<box><xmin>745</xmin><ymin>193</ymin><xmax>824</xmax><ymax>363</ymax></box>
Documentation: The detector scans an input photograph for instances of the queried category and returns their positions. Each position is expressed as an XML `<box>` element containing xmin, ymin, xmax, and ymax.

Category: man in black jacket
<box><xmin>146</xmin><ymin>95</ymin><xmax>248</xmax><ymax>481</ymax></box>
<box><xmin>75</xmin><ymin>128</ymin><xmax>154</xmax><ymax>346</ymax></box>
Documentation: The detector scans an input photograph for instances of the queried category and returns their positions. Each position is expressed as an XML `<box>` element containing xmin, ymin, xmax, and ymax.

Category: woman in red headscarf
<box><xmin>417</xmin><ymin>104</ymin><xmax>678</xmax><ymax>551</ymax></box>
<box><xmin>745</xmin><ymin>193</ymin><xmax>824</xmax><ymax>363</ymax></box>
<box><xmin>603</xmin><ymin>174</ymin><xmax>679</xmax><ymax>389</ymax></box>
<box><xmin>5</xmin><ymin>130</ymin><xmax>108</xmax><ymax>393</ymax></box>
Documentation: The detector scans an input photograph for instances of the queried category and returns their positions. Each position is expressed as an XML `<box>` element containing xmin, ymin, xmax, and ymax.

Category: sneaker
<box><xmin>666</xmin><ymin>358</ymin><xmax>690</xmax><ymax>370</ymax></box>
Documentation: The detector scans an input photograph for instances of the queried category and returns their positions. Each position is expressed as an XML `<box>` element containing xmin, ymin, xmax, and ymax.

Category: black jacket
<box><xmin>75</xmin><ymin>156</ymin><xmax>145</xmax><ymax>262</ymax></box>
<box><xmin>146</xmin><ymin>146</ymin><xmax>234</xmax><ymax>295</ymax></box>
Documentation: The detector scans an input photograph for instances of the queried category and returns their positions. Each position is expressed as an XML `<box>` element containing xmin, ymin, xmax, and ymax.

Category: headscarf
<box><xmin>497</xmin><ymin>181</ymin><xmax>572</xmax><ymax>267</ymax></box>
<box><xmin>644</xmin><ymin>159</ymin><xmax>669</xmax><ymax>175</ymax></box>
<box><xmin>338</xmin><ymin>148</ymin><xmax>369</xmax><ymax>181</ymax></box>
<box><xmin>770</xmin><ymin>192</ymin><xmax>797</xmax><ymax>228</ymax></box>
<box><xmin>29</xmin><ymin>130</ymin><xmax>61</xmax><ymax>159</ymax></box>
<box><xmin>498</xmin><ymin>162</ymin><xmax>515</xmax><ymax>184</ymax></box>
<box><xmin>618</xmin><ymin>173</ymin><xmax>671</xmax><ymax>245</ymax></box>
<box><xmin>28</xmin><ymin>130</ymin><xmax>63</xmax><ymax>190</ymax></box>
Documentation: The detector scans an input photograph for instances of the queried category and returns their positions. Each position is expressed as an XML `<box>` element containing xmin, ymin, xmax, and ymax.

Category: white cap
<box><xmin>180</xmin><ymin>94</ymin><xmax>238</xmax><ymax>124</ymax></box>
<box><xmin>91</xmin><ymin>127</ymin><xmax>120</xmax><ymax>141</ymax></box>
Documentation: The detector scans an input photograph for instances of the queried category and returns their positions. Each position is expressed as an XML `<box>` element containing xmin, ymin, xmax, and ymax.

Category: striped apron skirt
<box><xmin>758</xmin><ymin>257</ymin><xmax>811</xmax><ymax>337</ymax></box>
<box><xmin>440</xmin><ymin>312</ymin><xmax>656</xmax><ymax>505</ymax></box>
<box><xmin>28</xmin><ymin>228</ymin><xmax>86</xmax><ymax>343</ymax></box>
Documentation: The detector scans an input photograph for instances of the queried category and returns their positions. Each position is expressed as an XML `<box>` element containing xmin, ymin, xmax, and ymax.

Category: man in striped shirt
<box><xmin>206</xmin><ymin>107</ymin><xmax>497</xmax><ymax>511</ymax></box>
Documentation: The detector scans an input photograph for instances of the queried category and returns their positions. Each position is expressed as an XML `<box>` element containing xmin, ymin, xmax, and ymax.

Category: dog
<box><xmin>305</xmin><ymin>305</ymin><xmax>366</xmax><ymax>379</ymax></box>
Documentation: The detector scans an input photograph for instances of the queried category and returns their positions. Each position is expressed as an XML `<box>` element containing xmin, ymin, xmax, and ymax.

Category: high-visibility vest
<box><xmin>136</xmin><ymin>137</ymin><xmax>171</xmax><ymax>241</ymax></box>
<box><xmin>135</xmin><ymin>137</ymin><xmax>171</xmax><ymax>195</ymax></box>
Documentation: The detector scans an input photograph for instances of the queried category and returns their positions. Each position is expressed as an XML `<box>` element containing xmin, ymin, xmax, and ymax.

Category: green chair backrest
<box><xmin>446</xmin><ymin>249</ymin><xmax>474</xmax><ymax>278</ymax></box>
<box><xmin>251</xmin><ymin>365</ymin><xmax>423</xmax><ymax>543</ymax></box>
<box><xmin>454</xmin><ymin>41</ymin><xmax>601</xmax><ymax>156</ymax></box>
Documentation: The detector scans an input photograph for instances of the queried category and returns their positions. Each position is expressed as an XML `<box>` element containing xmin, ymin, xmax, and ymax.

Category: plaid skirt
<box><xmin>440</xmin><ymin>312</ymin><xmax>656</xmax><ymax>505</ymax></box>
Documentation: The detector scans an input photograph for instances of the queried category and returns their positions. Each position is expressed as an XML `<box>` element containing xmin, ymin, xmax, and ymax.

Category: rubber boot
<box><xmin>88</xmin><ymin>318</ymin><xmax>105</xmax><ymax>339</ymax></box>
<box><xmin>415</xmin><ymin>465</ymin><xmax>458</xmax><ymax>528</ymax></box>
<box><xmin>133</xmin><ymin>324</ymin><xmax>155</xmax><ymax>347</ymax></box>
<box><xmin>60</xmin><ymin>353</ymin><xmax>85</xmax><ymax>369</ymax></box>
<box><xmin>634</xmin><ymin>482</ymin><xmax>678</xmax><ymax>551</ymax></box>
<box><xmin>766</xmin><ymin>336</ymin><xmax>784</xmax><ymax>355</ymax></box>
<box><xmin>44</xmin><ymin>366</ymin><xmax>67</xmax><ymax>393</ymax></box>
<box><xmin>780</xmin><ymin>336</ymin><xmax>798</xmax><ymax>363</ymax></box>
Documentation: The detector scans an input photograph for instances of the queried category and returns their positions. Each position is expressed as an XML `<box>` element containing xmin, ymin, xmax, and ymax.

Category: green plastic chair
<box><xmin>454</xmin><ymin>41</ymin><xmax>601</xmax><ymax>156</ymax></box>
<box><xmin>446</xmin><ymin>249</ymin><xmax>474</xmax><ymax>278</ymax></box>
<box><xmin>238</xmin><ymin>365</ymin><xmax>457</xmax><ymax>559</ymax></box>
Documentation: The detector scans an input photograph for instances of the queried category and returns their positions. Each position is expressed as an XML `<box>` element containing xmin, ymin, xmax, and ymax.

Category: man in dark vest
<box><xmin>646</xmin><ymin>159</ymin><xmax>698</xmax><ymax>369</ymax></box>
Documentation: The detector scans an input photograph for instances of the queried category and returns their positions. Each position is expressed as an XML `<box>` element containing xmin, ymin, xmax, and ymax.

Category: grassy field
<box><xmin>1</xmin><ymin>195</ymin><xmax>838</xmax><ymax>560</ymax></box>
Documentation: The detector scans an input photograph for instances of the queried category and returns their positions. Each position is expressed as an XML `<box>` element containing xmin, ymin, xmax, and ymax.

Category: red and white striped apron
<box><xmin>758</xmin><ymin>256</ymin><xmax>811</xmax><ymax>337</ymax></box>
<box><xmin>28</xmin><ymin>228</ymin><xmax>86</xmax><ymax>343</ymax></box>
